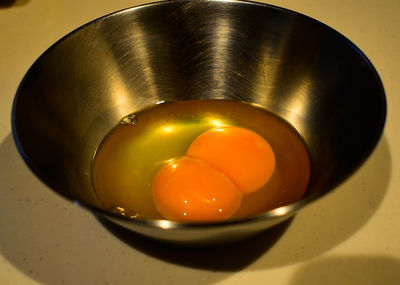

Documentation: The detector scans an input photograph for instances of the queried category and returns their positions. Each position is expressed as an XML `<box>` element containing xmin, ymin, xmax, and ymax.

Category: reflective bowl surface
<box><xmin>12</xmin><ymin>0</ymin><xmax>386</xmax><ymax>245</ymax></box>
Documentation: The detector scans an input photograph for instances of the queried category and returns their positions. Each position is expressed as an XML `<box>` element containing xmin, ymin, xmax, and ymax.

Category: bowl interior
<box><xmin>12</xmin><ymin>0</ymin><xmax>385</xmax><ymax>244</ymax></box>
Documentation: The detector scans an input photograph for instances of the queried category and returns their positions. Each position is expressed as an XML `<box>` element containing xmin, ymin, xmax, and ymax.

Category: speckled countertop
<box><xmin>0</xmin><ymin>0</ymin><xmax>399</xmax><ymax>284</ymax></box>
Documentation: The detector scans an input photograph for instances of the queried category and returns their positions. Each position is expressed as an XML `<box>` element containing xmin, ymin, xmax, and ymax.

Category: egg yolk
<box><xmin>187</xmin><ymin>126</ymin><xmax>276</xmax><ymax>194</ymax></box>
<box><xmin>151</xmin><ymin>156</ymin><xmax>242</xmax><ymax>221</ymax></box>
<box><xmin>151</xmin><ymin>126</ymin><xmax>276</xmax><ymax>222</ymax></box>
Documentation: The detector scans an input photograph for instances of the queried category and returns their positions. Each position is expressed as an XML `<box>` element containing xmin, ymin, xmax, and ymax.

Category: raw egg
<box><xmin>187</xmin><ymin>126</ymin><xmax>276</xmax><ymax>194</ymax></box>
<box><xmin>92</xmin><ymin>99</ymin><xmax>311</xmax><ymax>223</ymax></box>
<box><xmin>151</xmin><ymin>156</ymin><xmax>243</xmax><ymax>221</ymax></box>
<box><xmin>152</xmin><ymin>126</ymin><xmax>276</xmax><ymax>222</ymax></box>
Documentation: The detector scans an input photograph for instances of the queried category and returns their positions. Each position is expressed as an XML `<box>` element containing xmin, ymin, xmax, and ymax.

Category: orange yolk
<box><xmin>187</xmin><ymin>126</ymin><xmax>276</xmax><ymax>194</ymax></box>
<box><xmin>151</xmin><ymin>156</ymin><xmax>242</xmax><ymax>221</ymax></box>
<box><xmin>151</xmin><ymin>126</ymin><xmax>276</xmax><ymax>222</ymax></box>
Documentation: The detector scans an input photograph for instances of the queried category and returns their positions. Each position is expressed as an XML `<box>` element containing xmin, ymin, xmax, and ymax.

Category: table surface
<box><xmin>1</xmin><ymin>0</ymin><xmax>399</xmax><ymax>284</ymax></box>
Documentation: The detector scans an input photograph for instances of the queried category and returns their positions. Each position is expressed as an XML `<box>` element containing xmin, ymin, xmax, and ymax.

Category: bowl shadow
<box><xmin>0</xmin><ymin>0</ymin><xmax>29</xmax><ymax>8</ymax></box>
<box><xmin>97</xmin><ymin>215</ymin><xmax>293</xmax><ymax>271</ymax></box>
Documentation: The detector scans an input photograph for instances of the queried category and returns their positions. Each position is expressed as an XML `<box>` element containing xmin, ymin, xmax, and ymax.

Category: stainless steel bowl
<box><xmin>12</xmin><ymin>0</ymin><xmax>386</xmax><ymax>245</ymax></box>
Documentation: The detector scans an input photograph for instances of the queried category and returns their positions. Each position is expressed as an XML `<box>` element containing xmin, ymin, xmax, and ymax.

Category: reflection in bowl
<box><xmin>12</xmin><ymin>0</ymin><xmax>386</xmax><ymax>245</ymax></box>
